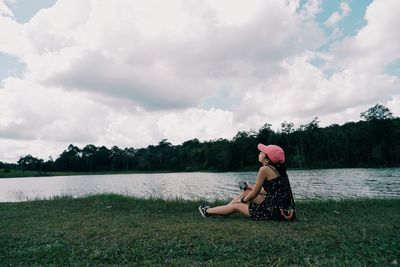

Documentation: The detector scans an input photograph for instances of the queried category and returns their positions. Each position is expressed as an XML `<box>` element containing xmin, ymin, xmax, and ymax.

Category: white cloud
<box><xmin>0</xmin><ymin>0</ymin><xmax>399</xmax><ymax>162</ymax></box>
<box><xmin>329</xmin><ymin>0</ymin><xmax>400</xmax><ymax>72</ymax></box>
<box><xmin>387</xmin><ymin>95</ymin><xmax>400</xmax><ymax>116</ymax></box>
<box><xmin>0</xmin><ymin>77</ymin><xmax>109</xmax><ymax>143</ymax></box>
<box><xmin>340</xmin><ymin>2</ymin><xmax>351</xmax><ymax>17</ymax></box>
<box><xmin>3</xmin><ymin>0</ymin><xmax>323</xmax><ymax>112</ymax></box>
<box><xmin>0</xmin><ymin>16</ymin><xmax>32</xmax><ymax>57</ymax></box>
<box><xmin>299</xmin><ymin>0</ymin><xmax>322</xmax><ymax>20</ymax></box>
<box><xmin>235</xmin><ymin>52</ymin><xmax>399</xmax><ymax>130</ymax></box>
<box><xmin>0</xmin><ymin>77</ymin><xmax>237</xmax><ymax>160</ymax></box>
<box><xmin>0</xmin><ymin>138</ymin><xmax>64</xmax><ymax>162</ymax></box>
<box><xmin>324</xmin><ymin>1</ymin><xmax>351</xmax><ymax>28</ymax></box>
<box><xmin>285</xmin><ymin>0</ymin><xmax>301</xmax><ymax>14</ymax></box>
<box><xmin>156</xmin><ymin>108</ymin><xmax>235</xmax><ymax>144</ymax></box>
<box><xmin>0</xmin><ymin>0</ymin><xmax>13</xmax><ymax>18</ymax></box>
<box><xmin>324</xmin><ymin>12</ymin><xmax>340</xmax><ymax>28</ymax></box>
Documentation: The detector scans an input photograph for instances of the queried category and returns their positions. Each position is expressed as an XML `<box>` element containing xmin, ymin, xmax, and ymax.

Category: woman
<box><xmin>199</xmin><ymin>144</ymin><xmax>296</xmax><ymax>221</ymax></box>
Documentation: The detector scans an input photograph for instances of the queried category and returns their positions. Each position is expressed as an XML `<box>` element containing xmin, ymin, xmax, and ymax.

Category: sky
<box><xmin>0</xmin><ymin>0</ymin><xmax>399</xmax><ymax>163</ymax></box>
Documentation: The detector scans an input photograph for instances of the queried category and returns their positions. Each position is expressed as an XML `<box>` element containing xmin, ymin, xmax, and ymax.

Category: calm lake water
<box><xmin>1</xmin><ymin>168</ymin><xmax>399</xmax><ymax>202</ymax></box>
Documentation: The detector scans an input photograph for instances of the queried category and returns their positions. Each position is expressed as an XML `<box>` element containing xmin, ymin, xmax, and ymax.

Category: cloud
<box><xmin>0</xmin><ymin>0</ymin><xmax>13</xmax><ymax>18</ymax></box>
<box><xmin>234</xmin><ymin>52</ymin><xmax>399</xmax><ymax>130</ymax></box>
<box><xmin>156</xmin><ymin>108</ymin><xmax>235</xmax><ymax>144</ymax></box>
<box><xmin>299</xmin><ymin>0</ymin><xmax>322</xmax><ymax>20</ymax></box>
<box><xmin>0</xmin><ymin>77</ymin><xmax>237</xmax><ymax>160</ymax></box>
<box><xmin>238</xmin><ymin>2</ymin><xmax>400</xmax><ymax>124</ymax></box>
<box><xmin>329</xmin><ymin>0</ymin><xmax>400</xmax><ymax>72</ymax></box>
<box><xmin>0</xmin><ymin>138</ymin><xmax>64</xmax><ymax>162</ymax></box>
<box><xmin>0</xmin><ymin>16</ymin><xmax>32</xmax><ymax>58</ymax></box>
<box><xmin>3</xmin><ymin>0</ymin><xmax>324</xmax><ymax>111</ymax></box>
<box><xmin>0</xmin><ymin>0</ymin><xmax>399</xmax><ymax>162</ymax></box>
<box><xmin>324</xmin><ymin>1</ymin><xmax>351</xmax><ymax>28</ymax></box>
<box><xmin>0</xmin><ymin>77</ymin><xmax>110</xmax><ymax>143</ymax></box>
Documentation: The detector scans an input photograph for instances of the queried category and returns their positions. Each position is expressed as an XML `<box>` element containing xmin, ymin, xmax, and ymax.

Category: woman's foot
<box><xmin>198</xmin><ymin>205</ymin><xmax>210</xmax><ymax>218</ymax></box>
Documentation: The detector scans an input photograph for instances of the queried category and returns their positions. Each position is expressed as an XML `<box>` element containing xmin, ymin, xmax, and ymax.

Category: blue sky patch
<box><xmin>338</xmin><ymin>0</ymin><xmax>373</xmax><ymax>37</ymax></box>
<box><xmin>299</xmin><ymin>0</ymin><xmax>374</xmax><ymax>52</ymax></box>
<box><xmin>0</xmin><ymin>53</ymin><xmax>25</xmax><ymax>81</ymax></box>
<box><xmin>309</xmin><ymin>57</ymin><xmax>325</xmax><ymax>68</ymax></box>
<box><xmin>8</xmin><ymin>0</ymin><xmax>57</xmax><ymax>23</ymax></box>
<box><xmin>385</xmin><ymin>59</ymin><xmax>400</xmax><ymax>78</ymax></box>
<box><xmin>201</xmin><ymin>88</ymin><xmax>240</xmax><ymax>111</ymax></box>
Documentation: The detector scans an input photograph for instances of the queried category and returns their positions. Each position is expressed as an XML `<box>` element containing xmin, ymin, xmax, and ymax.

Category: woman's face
<box><xmin>258</xmin><ymin>151</ymin><xmax>266</xmax><ymax>163</ymax></box>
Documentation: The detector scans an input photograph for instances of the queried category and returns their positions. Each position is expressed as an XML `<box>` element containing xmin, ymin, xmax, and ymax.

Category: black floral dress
<box><xmin>248</xmin><ymin>166</ymin><xmax>296</xmax><ymax>221</ymax></box>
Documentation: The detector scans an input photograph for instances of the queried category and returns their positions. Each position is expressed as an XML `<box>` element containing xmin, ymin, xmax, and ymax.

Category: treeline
<box><xmin>1</xmin><ymin>104</ymin><xmax>400</xmax><ymax>172</ymax></box>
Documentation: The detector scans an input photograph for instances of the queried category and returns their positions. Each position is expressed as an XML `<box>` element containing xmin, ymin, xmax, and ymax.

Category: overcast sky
<box><xmin>0</xmin><ymin>0</ymin><xmax>399</xmax><ymax>163</ymax></box>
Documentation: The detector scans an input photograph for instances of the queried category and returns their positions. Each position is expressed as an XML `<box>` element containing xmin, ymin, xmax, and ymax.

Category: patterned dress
<box><xmin>248</xmin><ymin>165</ymin><xmax>296</xmax><ymax>221</ymax></box>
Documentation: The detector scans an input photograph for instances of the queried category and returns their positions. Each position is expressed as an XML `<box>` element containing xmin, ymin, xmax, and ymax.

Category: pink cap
<box><xmin>257</xmin><ymin>144</ymin><xmax>285</xmax><ymax>164</ymax></box>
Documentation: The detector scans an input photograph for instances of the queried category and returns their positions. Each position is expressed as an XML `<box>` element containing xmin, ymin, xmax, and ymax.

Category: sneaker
<box><xmin>198</xmin><ymin>205</ymin><xmax>210</xmax><ymax>218</ymax></box>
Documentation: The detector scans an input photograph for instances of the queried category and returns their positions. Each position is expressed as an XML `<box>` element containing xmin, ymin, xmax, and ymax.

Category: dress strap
<box><xmin>266</xmin><ymin>165</ymin><xmax>280</xmax><ymax>176</ymax></box>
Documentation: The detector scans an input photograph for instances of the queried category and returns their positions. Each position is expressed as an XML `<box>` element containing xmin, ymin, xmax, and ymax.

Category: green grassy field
<box><xmin>1</xmin><ymin>195</ymin><xmax>399</xmax><ymax>266</ymax></box>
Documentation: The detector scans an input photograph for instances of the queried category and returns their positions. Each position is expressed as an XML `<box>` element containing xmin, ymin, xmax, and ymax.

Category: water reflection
<box><xmin>0</xmin><ymin>168</ymin><xmax>399</xmax><ymax>202</ymax></box>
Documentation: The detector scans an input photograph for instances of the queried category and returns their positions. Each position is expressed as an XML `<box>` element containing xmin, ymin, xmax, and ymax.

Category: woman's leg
<box><xmin>229</xmin><ymin>190</ymin><xmax>266</xmax><ymax>205</ymax></box>
<box><xmin>229</xmin><ymin>190</ymin><xmax>249</xmax><ymax>204</ymax></box>
<box><xmin>206</xmin><ymin>203</ymin><xmax>249</xmax><ymax>217</ymax></box>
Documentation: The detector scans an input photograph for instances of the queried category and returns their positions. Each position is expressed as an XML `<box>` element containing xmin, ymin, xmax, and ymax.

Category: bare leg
<box><xmin>206</xmin><ymin>203</ymin><xmax>250</xmax><ymax>217</ymax></box>
<box><xmin>229</xmin><ymin>190</ymin><xmax>249</xmax><ymax>204</ymax></box>
<box><xmin>229</xmin><ymin>189</ymin><xmax>266</xmax><ymax>205</ymax></box>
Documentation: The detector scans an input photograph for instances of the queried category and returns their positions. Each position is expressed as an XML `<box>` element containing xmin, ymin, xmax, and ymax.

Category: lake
<box><xmin>0</xmin><ymin>168</ymin><xmax>399</xmax><ymax>202</ymax></box>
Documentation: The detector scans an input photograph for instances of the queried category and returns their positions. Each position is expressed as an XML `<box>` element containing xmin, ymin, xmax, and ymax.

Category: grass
<box><xmin>1</xmin><ymin>195</ymin><xmax>399</xmax><ymax>266</ymax></box>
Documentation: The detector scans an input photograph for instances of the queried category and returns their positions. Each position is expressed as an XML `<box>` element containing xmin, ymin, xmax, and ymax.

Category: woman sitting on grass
<box><xmin>199</xmin><ymin>144</ymin><xmax>296</xmax><ymax>221</ymax></box>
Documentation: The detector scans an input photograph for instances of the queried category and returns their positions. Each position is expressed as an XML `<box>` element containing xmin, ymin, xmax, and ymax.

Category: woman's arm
<box><xmin>246</xmin><ymin>184</ymin><xmax>267</xmax><ymax>195</ymax></box>
<box><xmin>241</xmin><ymin>167</ymin><xmax>267</xmax><ymax>203</ymax></box>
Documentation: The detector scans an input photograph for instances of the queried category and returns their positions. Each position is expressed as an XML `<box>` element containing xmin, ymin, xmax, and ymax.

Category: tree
<box><xmin>231</xmin><ymin>131</ymin><xmax>257</xmax><ymax>169</ymax></box>
<box><xmin>81</xmin><ymin>145</ymin><xmax>97</xmax><ymax>171</ymax></box>
<box><xmin>97</xmin><ymin>146</ymin><xmax>111</xmax><ymax>171</ymax></box>
<box><xmin>43</xmin><ymin>157</ymin><xmax>55</xmax><ymax>172</ymax></box>
<box><xmin>257</xmin><ymin>123</ymin><xmax>274</xmax><ymax>144</ymax></box>
<box><xmin>300</xmin><ymin>117</ymin><xmax>320</xmax><ymax>131</ymax></box>
<box><xmin>17</xmin><ymin>114</ymin><xmax>400</xmax><ymax>172</ymax></box>
<box><xmin>280</xmin><ymin>121</ymin><xmax>295</xmax><ymax>134</ymax></box>
<box><xmin>55</xmin><ymin>145</ymin><xmax>82</xmax><ymax>171</ymax></box>
<box><xmin>360</xmin><ymin>104</ymin><xmax>394</xmax><ymax>121</ymax></box>
<box><xmin>123</xmin><ymin>147</ymin><xmax>137</xmax><ymax>170</ymax></box>
<box><xmin>155</xmin><ymin>139</ymin><xmax>173</xmax><ymax>169</ymax></box>
<box><xmin>292</xmin><ymin>154</ymin><xmax>305</xmax><ymax>168</ymax></box>
<box><xmin>17</xmin><ymin>155</ymin><xmax>44</xmax><ymax>171</ymax></box>
<box><xmin>204</xmin><ymin>139</ymin><xmax>231</xmax><ymax>171</ymax></box>
<box><xmin>110</xmin><ymin>146</ymin><xmax>123</xmax><ymax>171</ymax></box>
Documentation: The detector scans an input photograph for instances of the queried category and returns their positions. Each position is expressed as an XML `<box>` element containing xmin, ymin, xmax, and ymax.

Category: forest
<box><xmin>1</xmin><ymin>104</ymin><xmax>399</xmax><ymax>172</ymax></box>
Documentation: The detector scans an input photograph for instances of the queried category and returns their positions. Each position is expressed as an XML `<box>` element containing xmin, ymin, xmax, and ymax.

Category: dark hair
<box><xmin>273</xmin><ymin>163</ymin><xmax>288</xmax><ymax>178</ymax></box>
<box><xmin>265</xmin><ymin>154</ymin><xmax>288</xmax><ymax>177</ymax></box>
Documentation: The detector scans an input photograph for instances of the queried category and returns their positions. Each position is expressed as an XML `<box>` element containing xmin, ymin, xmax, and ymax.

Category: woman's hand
<box><xmin>235</xmin><ymin>196</ymin><xmax>243</xmax><ymax>204</ymax></box>
<box><xmin>230</xmin><ymin>196</ymin><xmax>244</xmax><ymax>204</ymax></box>
<box><xmin>280</xmin><ymin>209</ymin><xmax>295</xmax><ymax>220</ymax></box>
